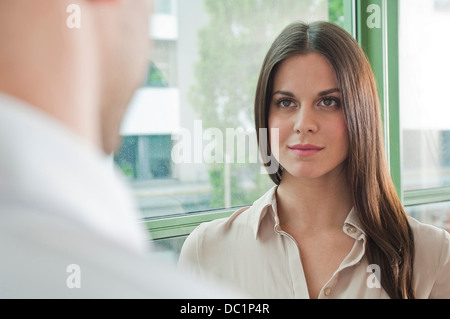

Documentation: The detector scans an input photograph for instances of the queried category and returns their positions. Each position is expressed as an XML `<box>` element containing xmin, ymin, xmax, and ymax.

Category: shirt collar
<box><xmin>343</xmin><ymin>207</ymin><xmax>366</xmax><ymax>238</ymax></box>
<box><xmin>249</xmin><ymin>186</ymin><xmax>366</xmax><ymax>240</ymax></box>
<box><xmin>248</xmin><ymin>186</ymin><xmax>278</xmax><ymax>238</ymax></box>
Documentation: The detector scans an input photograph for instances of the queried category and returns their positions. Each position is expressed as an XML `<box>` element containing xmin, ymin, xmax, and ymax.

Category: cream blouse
<box><xmin>178</xmin><ymin>186</ymin><xmax>450</xmax><ymax>299</ymax></box>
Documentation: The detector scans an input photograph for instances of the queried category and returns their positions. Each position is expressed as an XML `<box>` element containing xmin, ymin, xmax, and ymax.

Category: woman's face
<box><xmin>268</xmin><ymin>52</ymin><xmax>349</xmax><ymax>181</ymax></box>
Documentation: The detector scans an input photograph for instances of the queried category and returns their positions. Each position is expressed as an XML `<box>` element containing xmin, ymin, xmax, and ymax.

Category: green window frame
<box><xmin>356</xmin><ymin>0</ymin><xmax>450</xmax><ymax>208</ymax></box>
<box><xmin>356</xmin><ymin>0</ymin><xmax>402</xmax><ymax>196</ymax></box>
<box><xmin>144</xmin><ymin>0</ymin><xmax>450</xmax><ymax>240</ymax></box>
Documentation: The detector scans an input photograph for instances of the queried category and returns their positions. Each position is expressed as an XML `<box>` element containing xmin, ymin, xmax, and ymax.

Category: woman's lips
<box><xmin>288</xmin><ymin>144</ymin><xmax>325</xmax><ymax>157</ymax></box>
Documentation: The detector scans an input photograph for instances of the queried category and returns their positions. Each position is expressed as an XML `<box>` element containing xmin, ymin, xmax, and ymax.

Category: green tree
<box><xmin>328</xmin><ymin>0</ymin><xmax>345</xmax><ymax>28</ymax></box>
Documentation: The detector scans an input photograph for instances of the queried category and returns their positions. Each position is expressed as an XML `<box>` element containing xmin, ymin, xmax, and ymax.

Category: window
<box><xmin>114</xmin><ymin>0</ymin><xmax>347</xmax><ymax>262</ymax></box>
<box><xmin>399</xmin><ymin>0</ymin><xmax>450</xmax><ymax>191</ymax></box>
<box><xmin>115</xmin><ymin>135</ymin><xmax>173</xmax><ymax>181</ymax></box>
<box><xmin>154</xmin><ymin>0</ymin><xmax>176</xmax><ymax>15</ymax></box>
<box><xmin>115</xmin><ymin>0</ymin><xmax>450</xmax><ymax>263</ymax></box>
<box><xmin>399</xmin><ymin>0</ymin><xmax>450</xmax><ymax>227</ymax></box>
<box><xmin>117</xmin><ymin>0</ymin><xmax>346</xmax><ymax>217</ymax></box>
<box><xmin>406</xmin><ymin>202</ymin><xmax>450</xmax><ymax>232</ymax></box>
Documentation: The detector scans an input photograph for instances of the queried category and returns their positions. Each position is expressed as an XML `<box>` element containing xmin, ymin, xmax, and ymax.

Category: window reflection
<box><xmin>400</xmin><ymin>0</ymin><xmax>450</xmax><ymax>190</ymax></box>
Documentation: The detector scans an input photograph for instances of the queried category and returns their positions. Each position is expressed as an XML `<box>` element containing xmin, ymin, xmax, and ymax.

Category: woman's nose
<box><xmin>292</xmin><ymin>105</ymin><xmax>318</xmax><ymax>135</ymax></box>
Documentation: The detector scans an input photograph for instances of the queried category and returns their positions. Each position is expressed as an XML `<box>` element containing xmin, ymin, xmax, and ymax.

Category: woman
<box><xmin>178</xmin><ymin>21</ymin><xmax>450</xmax><ymax>299</ymax></box>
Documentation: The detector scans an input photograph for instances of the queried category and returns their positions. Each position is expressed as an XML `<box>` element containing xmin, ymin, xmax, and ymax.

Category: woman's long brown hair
<box><xmin>255</xmin><ymin>21</ymin><xmax>415</xmax><ymax>299</ymax></box>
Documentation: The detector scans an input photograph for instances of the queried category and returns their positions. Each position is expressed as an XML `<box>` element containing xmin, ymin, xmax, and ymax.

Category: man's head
<box><xmin>0</xmin><ymin>0</ymin><xmax>153</xmax><ymax>154</ymax></box>
<box><xmin>92</xmin><ymin>0</ymin><xmax>153</xmax><ymax>153</ymax></box>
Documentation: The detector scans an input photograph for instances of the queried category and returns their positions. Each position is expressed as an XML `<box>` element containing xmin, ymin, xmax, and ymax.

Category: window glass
<box><xmin>152</xmin><ymin>235</ymin><xmax>188</xmax><ymax>265</ymax></box>
<box><xmin>115</xmin><ymin>0</ymin><xmax>346</xmax><ymax>218</ymax></box>
<box><xmin>405</xmin><ymin>202</ymin><xmax>450</xmax><ymax>232</ymax></box>
<box><xmin>399</xmin><ymin>0</ymin><xmax>450</xmax><ymax>191</ymax></box>
<box><xmin>154</xmin><ymin>0</ymin><xmax>175</xmax><ymax>15</ymax></box>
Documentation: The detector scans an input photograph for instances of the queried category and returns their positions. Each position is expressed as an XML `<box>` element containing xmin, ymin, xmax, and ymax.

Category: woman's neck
<box><xmin>276</xmin><ymin>166</ymin><xmax>353</xmax><ymax>231</ymax></box>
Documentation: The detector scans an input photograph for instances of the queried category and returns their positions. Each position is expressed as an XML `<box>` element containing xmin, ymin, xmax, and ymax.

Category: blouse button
<box><xmin>347</xmin><ymin>226</ymin><xmax>357</xmax><ymax>234</ymax></box>
<box><xmin>324</xmin><ymin>287</ymin><xmax>332</xmax><ymax>296</ymax></box>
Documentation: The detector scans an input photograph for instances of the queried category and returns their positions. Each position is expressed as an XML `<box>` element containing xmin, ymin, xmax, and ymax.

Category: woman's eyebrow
<box><xmin>318</xmin><ymin>88</ymin><xmax>341</xmax><ymax>96</ymax></box>
<box><xmin>272</xmin><ymin>90</ymin><xmax>295</xmax><ymax>97</ymax></box>
<box><xmin>272</xmin><ymin>88</ymin><xmax>341</xmax><ymax>98</ymax></box>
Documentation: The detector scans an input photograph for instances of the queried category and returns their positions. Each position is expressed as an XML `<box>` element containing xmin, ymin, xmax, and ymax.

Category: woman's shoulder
<box><xmin>408</xmin><ymin>216</ymin><xmax>449</xmax><ymax>249</ymax></box>
<box><xmin>183</xmin><ymin>186</ymin><xmax>277</xmax><ymax>245</ymax></box>
<box><xmin>193</xmin><ymin>205</ymin><xmax>253</xmax><ymax>240</ymax></box>
<box><xmin>178</xmin><ymin>188</ymin><xmax>276</xmax><ymax>273</ymax></box>
<box><xmin>408</xmin><ymin>216</ymin><xmax>449</xmax><ymax>261</ymax></box>
<box><xmin>408</xmin><ymin>216</ymin><xmax>450</xmax><ymax>298</ymax></box>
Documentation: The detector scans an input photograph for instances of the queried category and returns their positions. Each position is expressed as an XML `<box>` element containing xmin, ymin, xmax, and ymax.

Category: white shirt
<box><xmin>0</xmin><ymin>93</ymin><xmax>229</xmax><ymax>298</ymax></box>
<box><xmin>179</xmin><ymin>186</ymin><xmax>450</xmax><ymax>299</ymax></box>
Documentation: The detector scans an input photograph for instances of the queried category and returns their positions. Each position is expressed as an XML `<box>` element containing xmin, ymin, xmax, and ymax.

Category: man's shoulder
<box><xmin>0</xmin><ymin>205</ymin><xmax>230</xmax><ymax>298</ymax></box>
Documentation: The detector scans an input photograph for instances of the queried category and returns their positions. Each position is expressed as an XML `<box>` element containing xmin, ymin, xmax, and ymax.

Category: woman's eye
<box><xmin>319</xmin><ymin>97</ymin><xmax>339</xmax><ymax>108</ymax></box>
<box><xmin>278</xmin><ymin>99</ymin><xmax>295</xmax><ymax>108</ymax></box>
